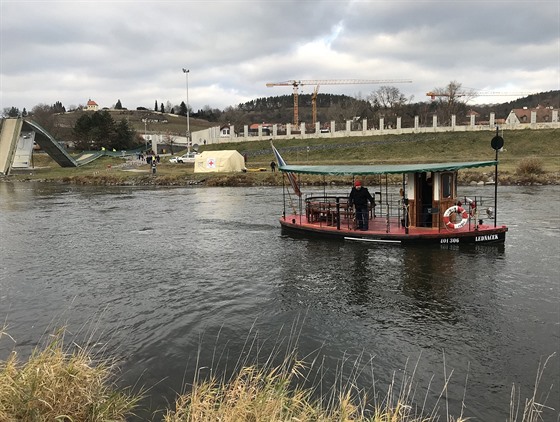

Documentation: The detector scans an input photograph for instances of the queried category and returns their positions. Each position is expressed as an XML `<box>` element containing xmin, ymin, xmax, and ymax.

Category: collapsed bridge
<box><xmin>0</xmin><ymin>118</ymin><xmax>102</xmax><ymax>175</ymax></box>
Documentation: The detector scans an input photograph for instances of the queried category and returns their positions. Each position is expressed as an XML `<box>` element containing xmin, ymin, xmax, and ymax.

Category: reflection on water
<box><xmin>347</xmin><ymin>246</ymin><xmax>372</xmax><ymax>306</ymax></box>
<box><xmin>0</xmin><ymin>183</ymin><xmax>558</xmax><ymax>421</ymax></box>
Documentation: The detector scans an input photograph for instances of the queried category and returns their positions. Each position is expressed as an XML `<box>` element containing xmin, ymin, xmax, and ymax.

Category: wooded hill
<box><xmin>214</xmin><ymin>90</ymin><xmax>559</xmax><ymax>130</ymax></box>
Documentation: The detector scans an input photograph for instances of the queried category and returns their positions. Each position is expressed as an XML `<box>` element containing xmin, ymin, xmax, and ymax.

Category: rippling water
<box><xmin>1</xmin><ymin>182</ymin><xmax>558</xmax><ymax>420</ymax></box>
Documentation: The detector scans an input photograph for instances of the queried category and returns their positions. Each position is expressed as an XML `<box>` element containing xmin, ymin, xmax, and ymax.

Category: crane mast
<box><xmin>266</xmin><ymin>79</ymin><xmax>412</xmax><ymax>127</ymax></box>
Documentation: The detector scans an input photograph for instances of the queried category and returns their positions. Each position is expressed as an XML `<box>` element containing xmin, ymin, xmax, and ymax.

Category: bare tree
<box><xmin>369</xmin><ymin>86</ymin><xmax>408</xmax><ymax>128</ymax></box>
<box><xmin>429</xmin><ymin>81</ymin><xmax>473</xmax><ymax>125</ymax></box>
<box><xmin>29</xmin><ymin>104</ymin><xmax>58</xmax><ymax>135</ymax></box>
<box><xmin>163</xmin><ymin>131</ymin><xmax>176</xmax><ymax>155</ymax></box>
<box><xmin>220</xmin><ymin>106</ymin><xmax>246</xmax><ymax>133</ymax></box>
<box><xmin>369</xmin><ymin>86</ymin><xmax>407</xmax><ymax>109</ymax></box>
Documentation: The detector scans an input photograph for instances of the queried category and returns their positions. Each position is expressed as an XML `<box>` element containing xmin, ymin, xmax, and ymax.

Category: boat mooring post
<box><xmin>491</xmin><ymin>127</ymin><xmax>504</xmax><ymax>228</ymax></box>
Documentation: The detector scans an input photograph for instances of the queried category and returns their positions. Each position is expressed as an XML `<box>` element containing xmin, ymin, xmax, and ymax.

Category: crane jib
<box><xmin>265</xmin><ymin>79</ymin><xmax>413</xmax><ymax>126</ymax></box>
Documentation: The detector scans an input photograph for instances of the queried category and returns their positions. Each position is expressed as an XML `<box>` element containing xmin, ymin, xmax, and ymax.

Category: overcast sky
<box><xmin>1</xmin><ymin>0</ymin><xmax>559</xmax><ymax>114</ymax></box>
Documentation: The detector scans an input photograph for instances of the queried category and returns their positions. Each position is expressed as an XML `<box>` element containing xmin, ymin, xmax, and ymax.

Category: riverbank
<box><xmin>3</xmin><ymin>163</ymin><xmax>559</xmax><ymax>187</ymax></box>
<box><xmin>3</xmin><ymin>129</ymin><xmax>559</xmax><ymax>186</ymax></box>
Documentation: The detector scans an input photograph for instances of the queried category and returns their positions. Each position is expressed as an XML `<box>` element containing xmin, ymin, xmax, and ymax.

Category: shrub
<box><xmin>516</xmin><ymin>157</ymin><xmax>544</xmax><ymax>175</ymax></box>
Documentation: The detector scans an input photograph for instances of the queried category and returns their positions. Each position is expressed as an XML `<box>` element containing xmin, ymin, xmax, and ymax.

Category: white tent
<box><xmin>194</xmin><ymin>150</ymin><xmax>246</xmax><ymax>173</ymax></box>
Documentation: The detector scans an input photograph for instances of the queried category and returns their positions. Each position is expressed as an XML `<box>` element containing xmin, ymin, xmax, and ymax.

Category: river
<box><xmin>0</xmin><ymin>182</ymin><xmax>558</xmax><ymax>421</ymax></box>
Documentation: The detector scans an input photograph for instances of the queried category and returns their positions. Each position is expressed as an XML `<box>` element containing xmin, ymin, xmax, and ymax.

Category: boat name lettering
<box><xmin>441</xmin><ymin>238</ymin><xmax>459</xmax><ymax>244</ymax></box>
<box><xmin>475</xmin><ymin>234</ymin><xmax>499</xmax><ymax>242</ymax></box>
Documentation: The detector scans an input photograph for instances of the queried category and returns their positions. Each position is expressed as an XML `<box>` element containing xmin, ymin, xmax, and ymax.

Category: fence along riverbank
<box><xmin>182</xmin><ymin>109</ymin><xmax>560</xmax><ymax>146</ymax></box>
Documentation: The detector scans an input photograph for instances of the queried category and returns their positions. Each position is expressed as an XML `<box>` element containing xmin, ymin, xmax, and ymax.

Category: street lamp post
<box><xmin>182</xmin><ymin>68</ymin><xmax>190</xmax><ymax>151</ymax></box>
<box><xmin>143</xmin><ymin>118</ymin><xmax>147</xmax><ymax>152</ymax></box>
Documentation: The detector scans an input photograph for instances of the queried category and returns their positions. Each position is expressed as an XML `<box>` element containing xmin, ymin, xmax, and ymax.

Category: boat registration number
<box><xmin>441</xmin><ymin>238</ymin><xmax>459</xmax><ymax>244</ymax></box>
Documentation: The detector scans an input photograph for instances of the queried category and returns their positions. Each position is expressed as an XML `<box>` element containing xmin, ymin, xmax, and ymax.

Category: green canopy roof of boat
<box><xmin>279</xmin><ymin>161</ymin><xmax>497</xmax><ymax>175</ymax></box>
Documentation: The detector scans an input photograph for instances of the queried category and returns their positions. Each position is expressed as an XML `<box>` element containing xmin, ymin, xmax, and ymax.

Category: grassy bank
<box><xmin>3</xmin><ymin>129</ymin><xmax>559</xmax><ymax>186</ymax></box>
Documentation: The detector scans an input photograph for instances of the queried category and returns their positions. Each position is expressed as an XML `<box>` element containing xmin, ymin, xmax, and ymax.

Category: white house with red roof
<box><xmin>86</xmin><ymin>99</ymin><xmax>99</xmax><ymax>111</ymax></box>
<box><xmin>505</xmin><ymin>105</ymin><xmax>558</xmax><ymax>124</ymax></box>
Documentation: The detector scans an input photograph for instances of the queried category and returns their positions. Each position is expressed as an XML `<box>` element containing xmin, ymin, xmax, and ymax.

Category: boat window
<box><xmin>441</xmin><ymin>173</ymin><xmax>454</xmax><ymax>198</ymax></box>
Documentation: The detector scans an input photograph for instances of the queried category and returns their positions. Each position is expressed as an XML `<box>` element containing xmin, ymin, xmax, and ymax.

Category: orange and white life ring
<box><xmin>443</xmin><ymin>205</ymin><xmax>469</xmax><ymax>229</ymax></box>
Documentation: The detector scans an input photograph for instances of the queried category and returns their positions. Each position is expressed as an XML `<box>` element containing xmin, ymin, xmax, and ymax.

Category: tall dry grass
<box><xmin>164</xmin><ymin>352</ymin><xmax>558</xmax><ymax>422</ymax></box>
<box><xmin>163</xmin><ymin>351</ymin><xmax>474</xmax><ymax>422</ymax></box>
<box><xmin>163</xmin><ymin>323</ymin><xmax>557</xmax><ymax>422</ymax></box>
<box><xmin>1</xmin><ymin>323</ymin><xmax>556</xmax><ymax>421</ymax></box>
<box><xmin>162</xmin><ymin>321</ymin><xmax>469</xmax><ymax>422</ymax></box>
<box><xmin>0</xmin><ymin>327</ymin><xmax>141</xmax><ymax>421</ymax></box>
<box><xmin>508</xmin><ymin>353</ymin><xmax>557</xmax><ymax>422</ymax></box>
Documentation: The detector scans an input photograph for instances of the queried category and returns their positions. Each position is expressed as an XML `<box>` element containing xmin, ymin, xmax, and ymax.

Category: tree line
<box><xmin>2</xmin><ymin>83</ymin><xmax>558</xmax><ymax>151</ymax></box>
<box><xmin>216</xmin><ymin>85</ymin><xmax>558</xmax><ymax>131</ymax></box>
<box><xmin>72</xmin><ymin>111</ymin><xmax>138</xmax><ymax>151</ymax></box>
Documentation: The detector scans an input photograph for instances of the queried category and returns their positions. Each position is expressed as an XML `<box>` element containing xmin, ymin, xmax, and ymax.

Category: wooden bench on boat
<box><xmin>306</xmin><ymin>196</ymin><xmax>376</xmax><ymax>229</ymax></box>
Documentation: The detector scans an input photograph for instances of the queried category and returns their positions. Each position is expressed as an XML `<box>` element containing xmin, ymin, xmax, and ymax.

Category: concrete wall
<box><xmin>198</xmin><ymin>112</ymin><xmax>560</xmax><ymax>144</ymax></box>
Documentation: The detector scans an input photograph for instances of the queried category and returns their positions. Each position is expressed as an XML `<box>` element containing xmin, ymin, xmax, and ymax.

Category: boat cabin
<box><xmin>407</xmin><ymin>170</ymin><xmax>457</xmax><ymax>228</ymax></box>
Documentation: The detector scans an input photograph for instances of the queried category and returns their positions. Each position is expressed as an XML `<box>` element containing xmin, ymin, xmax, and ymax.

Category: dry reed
<box><xmin>1</xmin><ymin>323</ymin><xmax>556</xmax><ymax>421</ymax></box>
<box><xmin>163</xmin><ymin>322</ymin><xmax>454</xmax><ymax>422</ymax></box>
<box><xmin>0</xmin><ymin>327</ymin><xmax>141</xmax><ymax>421</ymax></box>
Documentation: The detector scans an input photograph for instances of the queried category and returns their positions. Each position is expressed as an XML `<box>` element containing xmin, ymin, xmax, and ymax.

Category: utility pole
<box><xmin>182</xmin><ymin>68</ymin><xmax>191</xmax><ymax>152</ymax></box>
<box><xmin>143</xmin><ymin>118</ymin><xmax>148</xmax><ymax>151</ymax></box>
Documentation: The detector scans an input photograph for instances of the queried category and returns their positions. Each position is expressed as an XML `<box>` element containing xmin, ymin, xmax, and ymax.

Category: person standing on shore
<box><xmin>348</xmin><ymin>180</ymin><xmax>375</xmax><ymax>230</ymax></box>
<box><xmin>270</xmin><ymin>161</ymin><xmax>276</xmax><ymax>172</ymax></box>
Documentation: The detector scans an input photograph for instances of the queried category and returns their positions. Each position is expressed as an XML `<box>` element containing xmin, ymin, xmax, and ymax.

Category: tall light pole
<box><xmin>182</xmin><ymin>68</ymin><xmax>190</xmax><ymax>151</ymax></box>
<box><xmin>143</xmin><ymin>118</ymin><xmax>148</xmax><ymax>152</ymax></box>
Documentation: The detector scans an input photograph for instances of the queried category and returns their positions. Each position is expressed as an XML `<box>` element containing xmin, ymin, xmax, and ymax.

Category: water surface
<box><xmin>0</xmin><ymin>183</ymin><xmax>558</xmax><ymax>420</ymax></box>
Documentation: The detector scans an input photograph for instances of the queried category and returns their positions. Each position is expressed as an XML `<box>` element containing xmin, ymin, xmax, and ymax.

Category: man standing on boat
<box><xmin>348</xmin><ymin>180</ymin><xmax>376</xmax><ymax>231</ymax></box>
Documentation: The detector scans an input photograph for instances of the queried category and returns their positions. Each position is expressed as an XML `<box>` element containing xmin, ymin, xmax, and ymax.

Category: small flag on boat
<box><xmin>271</xmin><ymin>142</ymin><xmax>302</xmax><ymax>197</ymax></box>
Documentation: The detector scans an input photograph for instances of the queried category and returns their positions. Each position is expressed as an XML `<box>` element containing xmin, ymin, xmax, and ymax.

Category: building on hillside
<box><xmin>466</xmin><ymin>109</ymin><xmax>480</xmax><ymax>118</ymax></box>
<box><xmin>249</xmin><ymin>122</ymin><xmax>273</xmax><ymax>136</ymax></box>
<box><xmin>86</xmin><ymin>99</ymin><xmax>99</xmax><ymax>111</ymax></box>
<box><xmin>505</xmin><ymin>105</ymin><xmax>557</xmax><ymax>124</ymax></box>
<box><xmin>220</xmin><ymin>125</ymin><xmax>232</xmax><ymax>137</ymax></box>
<box><xmin>462</xmin><ymin>109</ymin><xmax>481</xmax><ymax>125</ymax></box>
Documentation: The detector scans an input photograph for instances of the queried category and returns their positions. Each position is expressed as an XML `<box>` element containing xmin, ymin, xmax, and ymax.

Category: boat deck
<box><xmin>280</xmin><ymin>203</ymin><xmax>507</xmax><ymax>245</ymax></box>
<box><xmin>281</xmin><ymin>212</ymin><xmax>506</xmax><ymax>244</ymax></box>
<box><xmin>284</xmin><ymin>211</ymin><xmax>492</xmax><ymax>232</ymax></box>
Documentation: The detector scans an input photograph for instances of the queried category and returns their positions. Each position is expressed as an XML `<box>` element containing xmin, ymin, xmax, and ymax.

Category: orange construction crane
<box><xmin>311</xmin><ymin>85</ymin><xmax>320</xmax><ymax>127</ymax></box>
<box><xmin>266</xmin><ymin>79</ymin><xmax>412</xmax><ymax>127</ymax></box>
<box><xmin>426</xmin><ymin>90</ymin><xmax>533</xmax><ymax>101</ymax></box>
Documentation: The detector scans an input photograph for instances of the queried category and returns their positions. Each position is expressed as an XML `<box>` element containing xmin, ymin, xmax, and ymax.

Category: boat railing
<box><xmin>304</xmin><ymin>193</ymin><xmax>491</xmax><ymax>231</ymax></box>
<box><xmin>419</xmin><ymin>194</ymin><xmax>492</xmax><ymax>231</ymax></box>
<box><xmin>458</xmin><ymin>194</ymin><xmax>492</xmax><ymax>229</ymax></box>
<box><xmin>305</xmin><ymin>193</ymin><xmax>403</xmax><ymax>230</ymax></box>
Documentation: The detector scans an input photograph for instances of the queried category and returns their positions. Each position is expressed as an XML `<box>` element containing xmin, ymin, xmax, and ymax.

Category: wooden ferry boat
<box><xmin>272</xmin><ymin>143</ymin><xmax>508</xmax><ymax>245</ymax></box>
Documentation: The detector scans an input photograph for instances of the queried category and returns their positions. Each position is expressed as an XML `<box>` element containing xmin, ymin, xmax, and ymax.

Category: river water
<box><xmin>0</xmin><ymin>182</ymin><xmax>558</xmax><ymax>421</ymax></box>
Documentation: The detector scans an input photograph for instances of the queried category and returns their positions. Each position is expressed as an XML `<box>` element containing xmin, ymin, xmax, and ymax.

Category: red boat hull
<box><xmin>280</xmin><ymin>214</ymin><xmax>507</xmax><ymax>245</ymax></box>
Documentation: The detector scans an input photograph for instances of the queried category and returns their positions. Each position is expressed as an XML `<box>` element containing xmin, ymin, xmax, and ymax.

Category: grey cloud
<box><xmin>1</xmin><ymin>0</ymin><xmax>557</xmax><ymax>112</ymax></box>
